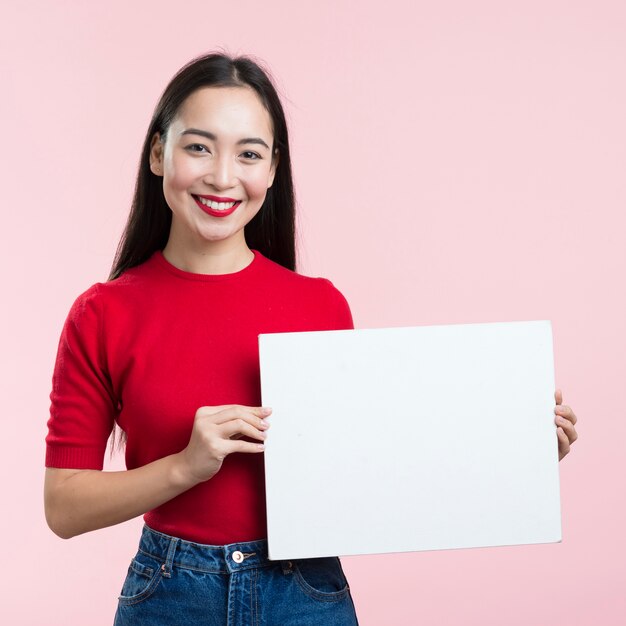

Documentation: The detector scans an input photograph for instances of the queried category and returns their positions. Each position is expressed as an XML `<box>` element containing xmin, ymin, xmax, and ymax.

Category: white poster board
<box><xmin>258</xmin><ymin>320</ymin><xmax>561</xmax><ymax>560</ymax></box>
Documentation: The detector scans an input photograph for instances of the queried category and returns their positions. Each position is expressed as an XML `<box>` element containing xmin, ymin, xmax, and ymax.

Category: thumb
<box><xmin>554</xmin><ymin>388</ymin><xmax>563</xmax><ymax>405</ymax></box>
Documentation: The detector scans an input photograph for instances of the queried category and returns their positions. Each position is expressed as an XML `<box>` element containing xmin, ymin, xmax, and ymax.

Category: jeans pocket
<box><xmin>292</xmin><ymin>557</ymin><xmax>350</xmax><ymax>602</ymax></box>
<box><xmin>117</xmin><ymin>551</ymin><xmax>163</xmax><ymax>607</ymax></box>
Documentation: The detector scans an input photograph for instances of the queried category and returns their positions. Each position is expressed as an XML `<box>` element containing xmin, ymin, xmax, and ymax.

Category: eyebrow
<box><xmin>180</xmin><ymin>128</ymin><xmax>271</xmax><ymax>150</ymax></box>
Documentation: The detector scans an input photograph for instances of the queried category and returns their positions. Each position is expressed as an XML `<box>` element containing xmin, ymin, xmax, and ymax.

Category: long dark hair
<box><xmin>108</xmin><ymin>51</ymin><xmax>296</xmax><ymax>454</ymax></box>
<box><xmin>108</xmin><ymin>51</ymin><xmax>295</xmax><ymax>281</ymax></box>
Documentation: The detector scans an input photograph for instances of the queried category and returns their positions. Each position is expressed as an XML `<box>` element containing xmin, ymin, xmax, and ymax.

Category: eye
<box><xmin>241</xmin><ymin>151</ymin><xmax>261</xmax><ymax>160</ymax></box>
<box><xmin>186</xmin><ymin>143</ymin><xmax>209</xmax><ymax>153</ymax></box>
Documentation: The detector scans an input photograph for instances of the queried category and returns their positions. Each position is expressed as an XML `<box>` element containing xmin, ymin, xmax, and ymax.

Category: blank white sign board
<box><xmin>258</xmin><ymin>320</ymin><xmax>561</xmax><ymax>560</ymax></box>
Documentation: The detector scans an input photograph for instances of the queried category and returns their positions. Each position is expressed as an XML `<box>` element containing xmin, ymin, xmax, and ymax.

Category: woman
<box><xmin>44</xmin><ymin>52</ymin><xmax>578</xmax><ymax>625</ymax></box>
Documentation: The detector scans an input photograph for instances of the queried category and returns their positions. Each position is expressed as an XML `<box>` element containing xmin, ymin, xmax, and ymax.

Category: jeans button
<box><xmin>232</xmin><ymin>550</ymin><xmax>244</xmax><ymax>564</ymax></box>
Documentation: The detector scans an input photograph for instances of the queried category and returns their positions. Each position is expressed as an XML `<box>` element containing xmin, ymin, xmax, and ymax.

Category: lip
<box><xmin>196</xmin><ymin>194</ymin><xmax>240</xmax><ymax>202</ymax></box>
<box><xmin>193</xmin><ymin>195</ymin><xmax>241</xmax><ymax>218</ymax></box>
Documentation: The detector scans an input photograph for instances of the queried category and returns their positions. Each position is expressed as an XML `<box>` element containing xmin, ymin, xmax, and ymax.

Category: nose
<box><xmin>204</xmin><ymin>153</ymin><xmax>236</xmax><ymax>190</ymax></box>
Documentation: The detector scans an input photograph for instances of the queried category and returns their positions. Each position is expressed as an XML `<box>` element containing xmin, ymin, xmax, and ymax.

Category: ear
<box><xmin>267</xmin><ymin>148</ymin><xmax>280</xmax><ymax>188</ymax></box>
<box><xmin>149</xmin><ymin>132</ymin><xmax>164</xmax><ymax>176</ymax></box>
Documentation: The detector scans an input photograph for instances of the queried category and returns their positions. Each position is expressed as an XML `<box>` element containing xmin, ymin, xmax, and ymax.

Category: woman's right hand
<box><xmin>175</xmin><ymin>405</ymin><xmax>271</xmax><ymax>486</ymax></box>
<box><xmin>44</xmin><ymin>404</ymin><xmax>271</xmax><ymax>539</ymax></box>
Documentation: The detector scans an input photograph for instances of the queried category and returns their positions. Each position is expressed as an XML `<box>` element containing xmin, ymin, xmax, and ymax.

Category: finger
<box><xmin>554</xmin><ymin>404</ymin><xmax>578</xmax><ymax>425</ymax></box>
<box><xmin>213</xmin><ymin>405</ymin><xmax>271</xmax><ymax>424</ymax></box>
<box><xmin>198</xmin><ymin>405</ymin><xmax>232</xmax><ymax>416</ymax></box>
<box><xmin>557</xmin><ymin>426</ymin><xmax>570</xmax><ymax>460</ymax></box>
<box><xmin>195</xmin><ymin>404</ymin><xmax>252</xmax><ymax>418</ymax></box>
<box><xmin>555</xmin><ymin>389</ymin><xmax>563</xmax><ymax>405</ymax></box>
<box><xmin>211</xmin><ymin>406</ymin><xmax>271</xmax><ymax>429</ymax></box>
<box><xmin>220</xmin><ymin>419</ymin><xmax>268</xmax><ymax>442</ymax></box>
<box><xmin>555</xmin><ymin>415</ymin><xmax>578</xmax><ymax>443</ymax></box>
<box><xmin>223</xmin><ymin>439</ymin><xmax>266</xmax><ymax>455</ymax></box>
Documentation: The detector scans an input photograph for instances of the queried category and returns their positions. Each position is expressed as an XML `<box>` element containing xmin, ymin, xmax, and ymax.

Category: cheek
<box><xmin>164</xmin><ymin>154</ymin><xmax>201</xmax><ymax>192</ymax></box>
<box><xmin>246</xmin><ymin>169</ymin><xmax>273</xmax><ymax>200</ymax></box>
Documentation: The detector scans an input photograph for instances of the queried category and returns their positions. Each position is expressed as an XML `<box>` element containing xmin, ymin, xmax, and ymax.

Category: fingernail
<box><xmin>262</xmin><ymin>407</ymin><xmax>272</xmax><ymax>415</ymax></box>
<box><xmin>261</xmin><ymin>419</ymin><xmax>270</xmax><ymax>428</ymax></box>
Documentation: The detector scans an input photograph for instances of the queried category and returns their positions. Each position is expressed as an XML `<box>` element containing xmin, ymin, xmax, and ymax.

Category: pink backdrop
<box><xmin>2</xmin><ymin>0</ymin><xmax>624</xmax><ymax>624</ymax></box>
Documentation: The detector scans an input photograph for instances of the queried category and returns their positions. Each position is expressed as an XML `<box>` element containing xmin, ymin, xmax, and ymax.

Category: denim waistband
<box><xmin>137</xmin><ymin>524</ymin><xmax>277</xmax><ymax>576</ymax></box>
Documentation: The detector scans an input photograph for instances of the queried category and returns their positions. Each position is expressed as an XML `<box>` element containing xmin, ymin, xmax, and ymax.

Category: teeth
<box><xmin>197</xmin><ymin>197</ymin><xmax>237</xmax><ymax>210</ymax></box>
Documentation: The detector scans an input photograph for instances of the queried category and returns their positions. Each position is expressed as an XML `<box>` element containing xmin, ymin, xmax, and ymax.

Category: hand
<box><xmin>176</xmin><ymin>404</ymin><xmax>271</xmax><ymax>485</ymax></box>
<box><xmin>554</xmin><ymin>389</ymin><xmax>578</xmax><ymax>461</ymax></box>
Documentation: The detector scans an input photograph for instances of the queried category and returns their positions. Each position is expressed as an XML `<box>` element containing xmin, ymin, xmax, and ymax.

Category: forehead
<box><xmin>174</xmin><ymin>86</ymin><xmax>273</xmax><ymax>138</ymax></box>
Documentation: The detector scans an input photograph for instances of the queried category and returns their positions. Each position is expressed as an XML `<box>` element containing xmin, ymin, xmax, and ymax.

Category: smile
<box><xmin>193</xmin><ymin>195</ymin><xmax>242</xmax><ymax>217</ymax></box>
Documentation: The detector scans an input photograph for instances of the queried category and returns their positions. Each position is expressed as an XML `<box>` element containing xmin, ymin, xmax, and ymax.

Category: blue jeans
<box><xmin>113</xmin><ymin>524</ymin><xmax>360</xmax><ymax>625</ymax></box>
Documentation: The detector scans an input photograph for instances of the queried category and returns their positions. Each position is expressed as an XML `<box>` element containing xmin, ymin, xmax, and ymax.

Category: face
<box><xmin>149</xmin><ymin>86</ymin><xmax>279</xmax><ymax>252</ymax></box>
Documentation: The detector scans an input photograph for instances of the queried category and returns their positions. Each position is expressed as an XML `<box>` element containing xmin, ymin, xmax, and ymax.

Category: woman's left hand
<box><xmin>554</xmin><ymin>389</ymin><xmax>578</xmax><ymax>461</ymax></box>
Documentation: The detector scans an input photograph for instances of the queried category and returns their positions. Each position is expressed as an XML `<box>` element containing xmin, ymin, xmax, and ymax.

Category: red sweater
<box><xmin>45</xmin><ymin>249</ymin><xmax>354</xmax><ymax>544</ymax></box>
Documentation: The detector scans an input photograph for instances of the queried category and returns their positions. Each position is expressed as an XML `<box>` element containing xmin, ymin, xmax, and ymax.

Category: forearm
<box><xmin>46</xmin><ymin>452</ymin><xmax>199</xmax><ymax>539</ymax></box>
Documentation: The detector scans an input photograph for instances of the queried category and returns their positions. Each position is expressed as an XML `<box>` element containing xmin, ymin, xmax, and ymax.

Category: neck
<box><xmin>161</xmin><ymin>234</ymin><xmax>254</xmax><ymax>275</ymax></box>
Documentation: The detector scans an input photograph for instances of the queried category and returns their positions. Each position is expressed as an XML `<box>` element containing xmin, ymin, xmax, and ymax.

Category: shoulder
<box><xmin>256</xmin><ymin>253</ymin><xmax>353</xmax><ymax>329</ymax></box>
<box><xmin>61</xmin><ymin>259</ymin><xmax>151</xmax><ymax>332</ymax></box>
<box><xmin>66</xmin><ymin>275</ymin><xmax>129</xmax><ymax>314</ymax></box>
<box><xmin>65</xmin><ymin>282</ymin><xmax>104</xmax><ymax>321</ymax></box>
<box><xmin>73</xmin><ymin>256</ymin><xmax>158</xmax><ymax>307</ymax></box>
<box><xmin>256</xmin><ymin>252</ymin><xmax>347</xmax><ymax>296</ymax></box>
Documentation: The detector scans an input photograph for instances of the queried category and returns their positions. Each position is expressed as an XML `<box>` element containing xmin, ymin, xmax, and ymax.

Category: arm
<box><xmin>44</xmin><ymin>404</ymin><xmax>270</xmax><ymax>539</ymax></box>
<box><xmin>45</xmin><ymin>454</ymin><xmax>195</xmax><ymax>539</ymax></box>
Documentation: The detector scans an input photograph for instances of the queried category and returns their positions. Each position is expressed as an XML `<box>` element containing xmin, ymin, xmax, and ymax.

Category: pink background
<box><xmin>1</xmin><ymin>0</ymin><xmax>624</xmax><ymax>624</ymax></box>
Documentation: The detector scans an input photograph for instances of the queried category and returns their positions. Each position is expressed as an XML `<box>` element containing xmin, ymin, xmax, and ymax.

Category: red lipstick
<box><xmin>197</xmin><ymin>194</ymin><xmax>239</xmax><ymax>202</ymax></box>
<box><xmin>193</xmin><ymin>195</ymin><xmax>241</xmax><ymax>218</ymax></box>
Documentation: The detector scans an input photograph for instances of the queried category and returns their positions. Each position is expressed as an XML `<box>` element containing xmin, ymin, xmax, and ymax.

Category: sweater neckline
<box><xmin>151</xmin><ymin>249</ymin><xmax>261</xmax><ymax>282</ymax></box>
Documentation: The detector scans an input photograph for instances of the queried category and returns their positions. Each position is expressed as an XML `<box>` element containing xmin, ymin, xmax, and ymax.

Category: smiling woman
<box><xmin>43</xmin><ymin>52</ymin><xmax>360</xmax><ymax>626</ymax></box>
<box><xmin>106</xmin><ymin>52</ymin><xmax>297</xmax><ymax>280</ymax></box>
<box><xmin>148</xmin><ymin>86</ymin><xmax>279</xmax><ymax>269</ymax></box>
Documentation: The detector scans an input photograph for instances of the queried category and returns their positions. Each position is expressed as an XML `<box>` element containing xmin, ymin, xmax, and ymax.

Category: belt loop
<box><xmin>160</xmin><ymin>537</ymin><xmax>179</xmax><ymax>578</ymax></box>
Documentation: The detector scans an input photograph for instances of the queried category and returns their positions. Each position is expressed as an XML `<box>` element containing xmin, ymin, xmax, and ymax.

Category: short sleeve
<box><xmin>45</xmin><ymin>284</ymin><xmax>117</xmax><ymax>470</ymax></box>
<box><xmin>320</xmin><ymin>278</ymin><xmax>355</xmax><ymax>331</ymax></box>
